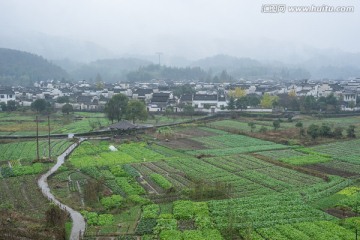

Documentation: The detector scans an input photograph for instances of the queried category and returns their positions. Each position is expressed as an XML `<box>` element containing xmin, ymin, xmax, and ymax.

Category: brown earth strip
<box><xmin>158</xmin><ymin>138</ymin><xmax>206</xmax><ymax>150</ymax></box>
<box><xmin>304</xmin><ymin>164</ymin><xmax>358</xmax><ymax>178</ymax></box>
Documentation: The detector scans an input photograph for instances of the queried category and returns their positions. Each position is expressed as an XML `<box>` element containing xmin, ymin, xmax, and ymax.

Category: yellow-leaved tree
<box><xmin>260</xmin><ymin>93</ymin><xmax>279</xmax><ymax>108</ymax></box>
<box><xmin>288</xmin><ymin>89</ymin><xmax>297</xmax><ymax>97</ymax></box>
<box><xmin>229</xmin><ymin>87</ymin><xmax>246</xmax><ymax>98</ymax></box>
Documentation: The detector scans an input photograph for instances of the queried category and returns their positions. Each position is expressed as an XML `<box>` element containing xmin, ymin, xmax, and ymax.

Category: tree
<box><xmin>0</xmin><ymin>102</ymin><xmax>6</xmax><ymax>111</ymax></box>
<box><xmin>45</xmin><ymin>203</ymin><xmax>67</xmax><ymax>239</ymax></box>
<box><xmin>319</xmin><ymin>124</ymin><xmax>332</xmax><ymax>137</ymax></box>
<box><xmin>288</xmin><ymin>89</ymin><xmax>296</xmax><ymax>97</ymax></box>
<box><xmin>307</xmin><ymin>124</ymin><xmax>320</xmax><ymax>140</ymax></box>
<box><xmin>5</xmin><ymin>100</ymin><xmax>17</xmax><ymax>111</ymax></box>
<box><xmin>126</xmin><ymin>99</ymin><xmax>148</xmax><ymax>123</ymax></box>
<box><xmin>165</xmin><ymin>106</ymin><xmax>174</xmax><ymax>118</ymax></box>
<box><xmin>278</xmin><ymin>93</ymin><xmax>300</xmax><ymax>111</ymax></box>
<box><xmin>301</xmin><ymin>96</ymin><xmax>317</xmax><ymax>113</ymax></box>
<box><xmin>248</xmin><ymin>122</ymin><xmax>256</xmax><ymax>132</ymax></box>
<box><xmin>95</xmin><ymin>73</ymin><xmax>104</xmax><ymax>89</ymax></box>
<box><xmin>56</xmin><ymin>96</ymin><xmax>69</xmax><ymax>103</ymax></box>
<box><xmin>333</xmin><ymin>127</ymin><xmax>343</xmax><ymax>139</ymax></box>
<box><xmin>84</xmin><ymin>179</ymin><xmax>104</xmax><ymax>206</ymax></box>
<box><xmin>31</xmin><ymin>99</ymin><xmax>48</xmax><ymax>113</ymax></box>
<box><xmin>227</xmin><ymin>96</ymin><xmax>235</xmax><ymax>110</ymax></box>
<box><xmin>62</xmin><ymin>103</ymin><xmax>73</xmax><ymax>115</ymax></box>
<box><xmin>347</xmin><ymin>125</ymin><xmax>356</xmax><ymax>138</ymax></box>
<box><xmin>325</xmin><ymin>93</ymin><xmax>339</xmax><ymax>112</ymax></box>
<box><xmin>295</xmin><ymin>122</ymin><xmax>304</xmax><ymax>137</ymax></box>
<box><xmin>183</xmin><ymin>104</ymin><xmax>195</xmax><ymax>119</ymax></box>
<box><xmin>260</xmin><ymin>93</ymin><xmax>278</xmax><ymax>108</ymax></box>
<box><xmin>259</xmin><ymin>126</ymin><xmax>267</xmax><ymax>133</ymax></box>
<box><xmin>273</xmin><ymin>120</ymin><xmax>281</xmax><ymax>130</ymax></box>
<box><xmin>229</xmin><ymin>87</ymin><xmax>246</xmax><ymax>98</ymax></box>
<box><xmin>173</xmin><ymin>84</ymin><xmax>194</xmax><ymax>98</ymax></box>
<box><xmin>219</xmin><ymin>70</ymin><xmax>232</xmax><ymax>82</ymax></box>
<box><xmin>235</xmin><ymin>96</ymin><xmax>248</xmax><ymax>111</ymax></box>
<box><xmin>349</xmin><ymin>101</ymin><xmax>356</xmax><ymax>109</ymax></box>
<box><xmin>247</xmin><ymin>95</ymin><xmax>260</xmax><ymax>107</ymax></box>
<box><xmin>45</xmin><ymin>203</ymin><xmax>67</xmax><ymax>227</ymax></box>
<box><xmin>104</xmin><ymin>94</ymin><xmax>129</xmax><ymax>123</ymax></box>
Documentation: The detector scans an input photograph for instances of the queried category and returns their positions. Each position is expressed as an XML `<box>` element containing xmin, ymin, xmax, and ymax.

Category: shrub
<box><xmin>100</xmin><ymin>195</ymin><xmax>124</xmax><ymax>210</ymax></box>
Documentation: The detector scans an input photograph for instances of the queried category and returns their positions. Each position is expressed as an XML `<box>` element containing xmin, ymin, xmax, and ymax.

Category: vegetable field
<box><xmin>3</xmin><ymin>116</ymin><xmax>360</xmax><ymax>240</ymax></box>
<box><xmin>69</xmin><ymin>141</ymin><xmax>168</xmax><ymax>168</ymax></box>
<box><xmin>0</xmin><ymin>139</ymin><xmax>71</xmax><ymax>162</ymax></box>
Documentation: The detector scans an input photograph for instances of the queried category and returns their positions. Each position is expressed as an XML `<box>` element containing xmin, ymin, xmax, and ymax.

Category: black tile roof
<box><xmin>0</xmin><ymin>89</ymin><xmax>15</xmax><ymax>95</ymax></box>
<box><xmin>133</xmin><ymin>89</ymin><xmax>153</xmax><ymax>96</ymax></box>
<box><xmin>180</xmin><ymin>94</ymin><xmax>192</xmax><ymax>102</ymax></box>
<box><xmin>109</xmin><ymin>120</ymin><xmax>138</xmax><ymax>130</ymax></box>
<box><xmin>193</xmin><ymin>94</ymin><xmax>217</xmax><ymax>101</ymax></box>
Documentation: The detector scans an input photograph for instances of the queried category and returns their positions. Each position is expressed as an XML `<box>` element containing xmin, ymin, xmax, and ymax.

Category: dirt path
<box><xmin>38</xmin><ymin>138</ymin><xmax>86</xmax><ymax>240</ymax></box>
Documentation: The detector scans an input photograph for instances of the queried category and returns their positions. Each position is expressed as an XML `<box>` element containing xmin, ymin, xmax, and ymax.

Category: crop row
<box><xmin>312</xmin><ymin>138</ymin><xmax>360</xmax><ymax>164</ymax></box>
<box><xmin>70</xmin><ymin>141</ymin><xmax>167</xmax><ymax>168</ymax></box>
<box><xmin>0</xmin><ymin>163</ymin><xmax>45</xmax><ymax>178</ymax></box>
<box><xmin>259</xmin><ymin>149</ymin><xmax>308</xmax><ymax>160</ymax></box>
<box><xmin>208</xmin><ymin>120</ymin><xmax>255</xmax><ymax>132</ymax></box>
<box><xmin>0</xmin><ymin>140</ymin><xmax>71</xmax><ymax>162</ymax></box>
<box><xmin>150</xmin><ymin>174</ymin><xmax>173</xmax><ymax>190</ymax></box>
<box><xmin>205</xmin><ymin>155</ymin><xmax>321</xmax><ymax>186</ymax></box>
<box><xmin>167</xmin><ymin>156</ymin><xmax>322</xmax><ymax>197</ymax></box>
<box><xmin>134</xmin><ymin>163</ymin><xmax>188</xmax><ymax>190</ymax></box>
<box><xmin>193</xmin><ymin>134</ymin><xmax>280</xmax><ymax>149</ymax></box>
<box><xmin>159</xmin><ymin>229</ymin><xmax>223</xmax><ymax>240</ymax></box>
<box><xmin>0</xmin><ymin>175</ymin><xmax>49</xmax><ymax>219</ymax></box>
<box><xmin>300</xmin><ymin>176</ymin><xmax>352</xmax><ymax>201</ymax></box>
<box><xmin>322</xmin><ymin>160</ymin><xmax>360</xmax><ymax>174</ymax></box>
<box><xmin>186</xmin><ymin>144</ymin><xmax>289</xmax><ymax>157</ymax></box>
<box><xmin>146</xmin><ymin>144</ymin><xmax>189</xmax><ymax>158</ymax></box>
<box><xmin>264</xmin><ymin>221</ymin><xmax>355</xmax><ymax>240</ymax></box>
<box><xmin>209</xmin><ymin>193</ymin><xmax>334</xmax><ymax>229</ymax></box>
<box><xmin>80</xmin><ymin>165</ymin><xmax>145</xmax><ymax>197</ymax></box>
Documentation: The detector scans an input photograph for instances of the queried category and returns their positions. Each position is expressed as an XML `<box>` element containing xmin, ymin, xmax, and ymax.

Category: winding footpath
<box><xmin>38</xmin><ymin>138</ymin><xmax>86</xmax><ymax>240</ymax></box>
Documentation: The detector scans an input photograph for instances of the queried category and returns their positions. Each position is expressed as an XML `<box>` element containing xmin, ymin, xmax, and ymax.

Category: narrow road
<box><xmin>38</xmin><ymin>138</ymin><xmax>86</xmax><ymax>240</ymax></box>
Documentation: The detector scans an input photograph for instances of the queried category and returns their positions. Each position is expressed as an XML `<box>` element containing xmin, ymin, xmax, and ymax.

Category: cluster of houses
<box><xmin>1</xmin><ymin>78</ymin><xmax>360</xmax><ymax>112</ymax></box>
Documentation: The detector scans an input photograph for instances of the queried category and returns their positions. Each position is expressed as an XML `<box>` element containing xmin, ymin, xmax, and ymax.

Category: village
<box><xmin>1</xmin><ymin>77</ymin><xmax>360</xmax><ymax>114</ymax></box>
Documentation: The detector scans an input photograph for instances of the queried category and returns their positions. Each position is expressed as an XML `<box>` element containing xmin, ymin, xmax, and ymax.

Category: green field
<box><xmin>2</xmin><ymin>115</ymin><xmax>360</xmax><ymax>239</ymax></box>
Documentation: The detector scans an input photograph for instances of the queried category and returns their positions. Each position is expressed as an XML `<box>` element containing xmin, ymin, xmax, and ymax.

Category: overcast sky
<box><xmin>1</xmin><ymin>0</ymin><xmax>359</xmax><ymax>60</ymax></box>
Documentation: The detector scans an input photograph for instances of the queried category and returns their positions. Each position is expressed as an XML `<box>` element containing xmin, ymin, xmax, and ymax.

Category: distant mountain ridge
<box><xmin>192</xmin><ymin>54</ymin><xmax>311</xmax><ymax>80</ymax></box>
<box><xmin>0</xmin><ymin>31</ymin><xmax>113</xmax><ymax>62</ymax></box>
<box><xmin>70</xmin><ymin>58</ymin><xmax>152</xmax><ymax>82</ymax></box>
<box><xmin>0</xmin><ymin>48</ymin><xmax>69</xmax><ymax>86</ymax></box>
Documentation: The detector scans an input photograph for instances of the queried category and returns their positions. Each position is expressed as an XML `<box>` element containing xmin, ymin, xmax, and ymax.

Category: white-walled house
<box><xmin>0</xmin><ymin>89</ymin><xmax>16</xmax><ymax>104</ymax></box>
<box><xmin>342</xmin><ymin>88</ymin><xmax>357</xmax><ymax>103</ymax></box>
<box><xmin>192</xmin><ymin>94</ymin><xmax>227</xmax><ymax>110</ymax></box>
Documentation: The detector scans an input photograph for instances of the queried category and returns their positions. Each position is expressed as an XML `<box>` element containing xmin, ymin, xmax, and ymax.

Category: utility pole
<box><xmin>48</xmin><ymin>115</ymin><xmax>51</xmax><ymax>160</ymax></box>
<box><xmin>356</xmin><ymin>199</ymin><xmax>359</xmax><ymax>240</ymax></box>
<box><xmin>36</xmin><ymin>116</ymin><xmax>39</xmax><ymax>161</ymax></box>
<box><xmin>156</xmin><ymin>52</ymin><xmax>163</xmax><ymax>66</ymax></box>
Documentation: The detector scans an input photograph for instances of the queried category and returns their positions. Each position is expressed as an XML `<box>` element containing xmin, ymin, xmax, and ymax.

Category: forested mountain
<box><xmin>126</xmin><ymin>64</ymin><xmax>209</xmax><ymax>82</ymax></box>
<box><xmin>192</xmin><ymin>55</ymin><xmax>311</xmax><ymax>80</ymax></box>
<box><xmin>0</xmin><ymin>48</ymin><xmax>68</xmax><ymax>86</ymax></box>
<box><xmin>70</xmin><ymin>58</ymin><xmax>152</xmax><ymax>82</ymax></box>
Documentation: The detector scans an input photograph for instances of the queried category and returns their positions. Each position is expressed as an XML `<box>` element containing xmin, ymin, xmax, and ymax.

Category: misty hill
<box><xmin>0</xmin><ymin>48</ymin><xmax>68</xmax><ymax>86</ymax></box>
<box><xmin>70</xmin><ymin>58</ymin><xmax>152</xmax><ymax>82</ymax></box>
<box><xmin>0</xmin><ymin>31</ymin><xmax>113</xmax><ymax>62</ymax></box>
<box><xmin>192</xmin><ymin>55</ymin><xmax>310</xmax><ymax>80</ymax></box>
<box><xmin>126</xmin><ymin>64</ymin><xmax>209</xmax><ymax>82</ymax></box>
<box><xmin>299</xmin><ymin>50</ymin><xmax>360</xmax><ymax>79</ymax></box>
